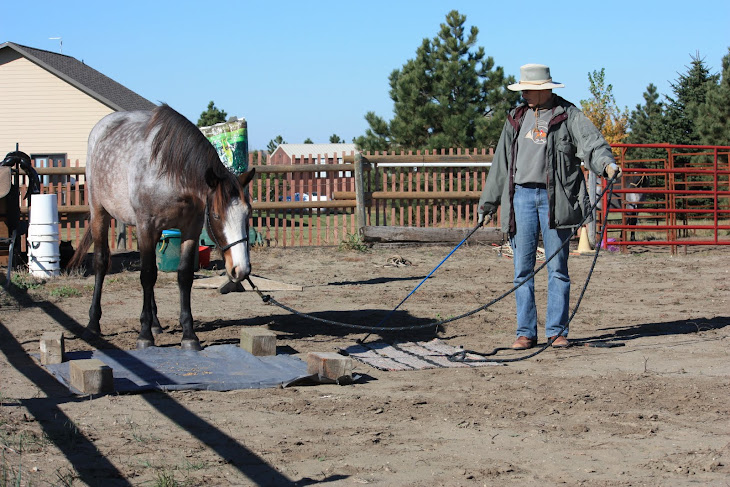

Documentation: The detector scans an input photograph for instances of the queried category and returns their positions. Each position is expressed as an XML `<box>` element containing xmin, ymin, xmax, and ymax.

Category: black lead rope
<box><xmin>247</xmin><ymin>177</ymin><xmax>620</xmax><ymax>362</ymax></box>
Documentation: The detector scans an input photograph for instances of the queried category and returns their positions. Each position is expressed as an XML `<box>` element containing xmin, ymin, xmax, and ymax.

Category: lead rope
<box><xmin>247</xmin><ymin>178</ymin><xmax>619</xmax><ymax>361</ymax></box>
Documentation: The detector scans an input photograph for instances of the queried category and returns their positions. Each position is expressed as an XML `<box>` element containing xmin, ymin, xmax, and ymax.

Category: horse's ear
<box><xmin>205</xmin><ymin>167</ymin><xmax>220</xmax><ymax>189</ymax></box>
<box><xmin>237</xmin><ymin>168</ymin><xmax>256</xmax><ymax>187</ymax></box>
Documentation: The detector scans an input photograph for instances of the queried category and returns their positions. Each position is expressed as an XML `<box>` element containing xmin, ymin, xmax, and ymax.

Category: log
<box><xmin>361</xmin><ymin>226</ymin><xmax>503</xmax><ymax>244</ymax></box>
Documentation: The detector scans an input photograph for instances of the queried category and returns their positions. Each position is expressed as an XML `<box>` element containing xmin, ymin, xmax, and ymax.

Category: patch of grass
<box><xmin>152</xmin><ymin>469</ymin><xmax>194</xmax><ymax>487</ymax></box>
<box><xmin>338</xmin><ymin>233</ymin><xmax>369</xmax><ymax>252</ymax></box>
<box><xmin>9</xmin><ymin>272</ymin><xmax>43</xmax><ymax>291</ymax></box>
<box><xmin>49</xmin><ymin>286</ymin><xmax>82</xmax><ymax>299</ymax></box>
<box><xmin>54</xmin><ymin>467</ymin><xmax>77</xmax><ymax>487</ymax></box>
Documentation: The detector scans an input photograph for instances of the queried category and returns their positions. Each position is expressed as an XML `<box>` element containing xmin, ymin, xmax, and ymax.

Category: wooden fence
<box><xmin>8</xmin><ymin>145</ymin><xmax>729</xmax><ymax>255</ymax></box>
<box><xmin>12</xmin><ymin>148</ymin><xmax>497</xmax><ymax>251</ymax></box>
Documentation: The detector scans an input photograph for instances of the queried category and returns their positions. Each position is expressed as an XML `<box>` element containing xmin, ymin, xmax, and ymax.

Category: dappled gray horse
<box><xmin>69</xmin><ymin>104</ymin><xmax>255</xmax><ymax>350</ymax></box>
<box><xmin>597</xmin><ymin>174</ymin><xmax>647</xmax><ymax>241</ymax></box>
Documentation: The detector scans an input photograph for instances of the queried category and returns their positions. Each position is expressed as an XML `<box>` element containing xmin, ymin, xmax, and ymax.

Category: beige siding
<box><xmin>0</xmin><ymin>54</ymin><xmax>113</xmax><ymax>166</ymax></box>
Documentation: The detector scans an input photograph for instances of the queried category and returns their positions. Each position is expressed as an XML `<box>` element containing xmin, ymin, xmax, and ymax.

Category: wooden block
<box><xmin>69</xmin><ymin>359</ymin><xmax>114</xmax><ymax>394</ymax></box>
<box><xmin>307</xmin><ymin>352</ymin><xmax>353</xmax><ymax>381</ymax></box>
<box><xmin>240</xmin><ymin>327</ymin><xmax>276</xmax><ymax>356</ymax></box>
<box><xmin>40</xmin><ymin>332</ymin><xmax>65</xmax><ymax>365</ymax></box>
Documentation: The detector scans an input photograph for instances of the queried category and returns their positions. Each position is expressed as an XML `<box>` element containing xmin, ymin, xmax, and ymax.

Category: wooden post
<box><xmin>354</xmin><ymin>152</ymin><xmax>366</xmax><ymax>233</ymax></box>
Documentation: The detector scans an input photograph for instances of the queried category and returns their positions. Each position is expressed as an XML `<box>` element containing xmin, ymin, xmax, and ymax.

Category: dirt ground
<box><xmin>0</xmin><ymin>241</ymin><xmax>728</xmax><ymax>486</ymax></box>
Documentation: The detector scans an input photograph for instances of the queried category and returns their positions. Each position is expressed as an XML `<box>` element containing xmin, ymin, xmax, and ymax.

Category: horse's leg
<box><xmin>136</xmin><ymin>230</ymin><xmax>159</xmax><ymax>349</ymax></box>
<box><xmin>85</xmin><ymin>213</ymin><xmax>111</xmax><ymax>338</ymax></box>
<box><xmin>151</xmin><ymin>294</ymin><xmax>163</xmax><ymax>335</ymax></box>
<box><xmin>178</xmin><ymin>238</ymin><xmax>201</xmax><ymax>351</ymax></box>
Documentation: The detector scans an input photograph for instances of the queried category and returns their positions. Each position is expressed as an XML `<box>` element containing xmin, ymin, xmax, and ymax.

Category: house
<box><xmin>0</xmin><ymin>41</ymin><xmax>156</xmax><ymax>167</ymax></box>
<box><xmin>268</xmin><ymin>143</ymin><xmax>358</xmax><ymax>165</ymax></box>
<box><xmin>268</xmin><ymin>143</ymin><xmax>358</xmax><ymax>201</ymax></box>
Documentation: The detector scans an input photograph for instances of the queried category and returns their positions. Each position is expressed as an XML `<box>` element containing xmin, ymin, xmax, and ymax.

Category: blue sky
<box><xmin>3</xmin><ymin>1</ymin><xmax>729</xmax><ymax>150</ymax></box>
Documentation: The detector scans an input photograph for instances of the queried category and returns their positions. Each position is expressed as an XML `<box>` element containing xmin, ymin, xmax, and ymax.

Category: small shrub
<box><xmin>338</xmin><ymin>233</ymin><xmax>369</xmax><ymax>252</ymax></box>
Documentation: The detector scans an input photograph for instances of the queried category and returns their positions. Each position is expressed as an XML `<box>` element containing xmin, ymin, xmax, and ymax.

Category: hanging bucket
<box><xmin>156</xmin><ymin>229</ymin><xmax>199</xmax><ymax>272</ymax></box>
<box><xmin>28</xmin><ymin>194</ymin><xmax>60</xmax><ymax>278</ymax></box>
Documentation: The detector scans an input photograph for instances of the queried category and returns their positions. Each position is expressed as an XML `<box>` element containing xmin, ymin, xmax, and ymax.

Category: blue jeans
<box><xmin>509</xmin><ymin>184</ymin><xmax>572</xmax><ymax>339</ymax></box>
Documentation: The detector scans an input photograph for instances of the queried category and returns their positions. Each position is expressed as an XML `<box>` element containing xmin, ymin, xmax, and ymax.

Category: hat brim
<box><xmin>507</xmin><ymin>81</ymin><xmax>564</xmax><ymax>91</ymax></box>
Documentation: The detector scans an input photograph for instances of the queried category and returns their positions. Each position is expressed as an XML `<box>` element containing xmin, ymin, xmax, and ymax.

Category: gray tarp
<box><xmin>43</xmin><ymin>345</ymin><xmax>308</xmax><ymax>394</ymax></box>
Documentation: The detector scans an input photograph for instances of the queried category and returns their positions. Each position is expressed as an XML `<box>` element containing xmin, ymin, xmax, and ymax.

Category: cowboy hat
<box><xmin>508</xmin><ymin>64</ymin><xmax>564</xmax><ymax>91</ymax></box>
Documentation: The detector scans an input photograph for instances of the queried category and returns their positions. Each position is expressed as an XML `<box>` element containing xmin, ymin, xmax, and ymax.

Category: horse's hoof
<box><xmin>181</xmin><ymin>339</ymin><xmax>202</xmax><ymax>351</ymax></box>
<box><xmin>152</xmin><ymin>326</ymin><xmax>164</xmax><ymax>335</ymax></box>
<box><xmin>82</xmin><ymin>328</ymin><xmax>101</xmax><ymax>341</ymax></box>
<box><xmin>136</xmin><ymin>339</ymin><xmax>155</xmax><ymax>349</ymax></box>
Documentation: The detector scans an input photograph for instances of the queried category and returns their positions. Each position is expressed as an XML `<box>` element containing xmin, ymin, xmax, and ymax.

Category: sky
<box><xmin>2</xmin><ymin>1</ymin><xmax>729</xmax><ymax>150</ymax></box>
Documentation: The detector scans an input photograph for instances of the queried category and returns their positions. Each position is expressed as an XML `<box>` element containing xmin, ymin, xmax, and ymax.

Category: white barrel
<box><xmin>28</xmin><ymin>194</ymin><xmax>61</xmax><ymax>278</ymax></box>
<box><xmin>29</xmin><ymin>194</ymin><xmax>59</xmax><ymax>224</ymax></box>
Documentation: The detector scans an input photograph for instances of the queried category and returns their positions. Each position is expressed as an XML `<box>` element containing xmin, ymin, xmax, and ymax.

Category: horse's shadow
<box><xmin>578</xmin><ymin>316</ymin><xmax>729</xmax><ymax>344</ymax></box>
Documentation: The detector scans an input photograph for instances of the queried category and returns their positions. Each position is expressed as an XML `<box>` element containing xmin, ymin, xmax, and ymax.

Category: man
<box><xmin>477</xmin><ymin>64</ymin><xmax>621</xmax><ymax>350</ymax></box>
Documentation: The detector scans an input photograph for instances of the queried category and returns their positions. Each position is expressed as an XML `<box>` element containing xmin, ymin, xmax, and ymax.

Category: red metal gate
<box><xmin>601</xmin><ymin>144</ymin><xmax>730</xmax><ymax>254</ymax></box>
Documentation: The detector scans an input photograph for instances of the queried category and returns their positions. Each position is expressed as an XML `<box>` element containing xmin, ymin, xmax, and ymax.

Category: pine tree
<box><xmin>626</xmin><ymin>83</ymin><xmax>667</xmax><ymax>161</ymax></box>
<box><xmin>197</xmin><ymin>101</ymin><xmax>228</xmax><ymax>127</ymax></box>
<box><xmin>355</xmin><ymin>10</ymin><xmax>518</xmax><ymax>151</ymax></box>
<box><xmin>627</xmin><ymin>84</ymin><xmax>665</xmax><ymax>144</ymax></box>
<box><xmin>663</xmin><ymin>52</ymin><xmax>718</xmax><ymax>145</ymax></box>
<box><xmin>695</xmin><ymin>48</ymin><xmax>730</xmax><ymax>145</ymax></box>
<box><xmin>267</xmin><ymin>135</ymin><xmax>287</xmax><ymax>154</ymax></box>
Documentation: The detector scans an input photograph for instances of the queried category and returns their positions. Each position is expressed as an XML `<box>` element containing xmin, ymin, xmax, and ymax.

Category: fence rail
<box><xmin>5</xmin><ymin>145</ymin><xmax>729</xmax><ymax>256</ymax></box>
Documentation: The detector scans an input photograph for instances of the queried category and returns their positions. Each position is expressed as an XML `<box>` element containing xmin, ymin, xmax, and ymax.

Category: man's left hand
<box><xmin>605</xmin><ymin>163</ymin><xmax>622</xmax><ymax>180</ymax></box>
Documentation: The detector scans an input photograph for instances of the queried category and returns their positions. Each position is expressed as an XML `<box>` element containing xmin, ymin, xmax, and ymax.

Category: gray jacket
<box><xmin>478</xmin><ymin>95</ymin><xmax>615</xmax><ymax>234</ymax></box>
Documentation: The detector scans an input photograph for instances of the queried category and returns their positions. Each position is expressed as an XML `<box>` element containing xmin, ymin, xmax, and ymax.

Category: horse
<box><xmin>597</xmin><ymin>174</ymin><xmax>648</xmax><ymax>241</ymax></box>
<box><xmin>68</xmin><ymin>104</ymin><xmax>255</xmax><ymax>350</ymax></box>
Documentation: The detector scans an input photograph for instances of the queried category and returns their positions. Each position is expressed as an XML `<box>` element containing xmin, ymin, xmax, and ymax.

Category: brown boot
<box><xmin>512</xmin><ymin>336</ymin><xmax>538</xmax><ymax>350</ymax></box>
<box><xmin>549</xmin><ymin>335</ymin><xmax>570</xmax><ymax>348</ymax></box>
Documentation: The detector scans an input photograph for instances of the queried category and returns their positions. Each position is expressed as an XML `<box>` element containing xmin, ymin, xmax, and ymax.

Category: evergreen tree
<box><xmin>355</xmin><ymin>10</ymin><xmax>518</xmax><ymax>151</ymax></box>
<box><xmin>695</xmin><ymin>48</ymin><xmax>730</xmax><ymax>145</ymax></box>
<box><xmin>267</xmin><ymin>135</ymin><xmax>287</xmax><ymax>154</ymax></box>
<box><xmin>303</xmin><ymin>138</ymin><xmax>314</xmax><ymax>144</ymax></box>
<box><xmin>329</xmin><ymin>134</ymin><xmax>343</xmax><ymax>143</ymax></box>
<box><xmin>197</xmin><ymin>101</ymin><xmax>228</xmax><ymax>127</ymax></box>
<box><xmin>579</xmin><ymin>68</ymin><xmax>628</xmax><ymax>147</ymax></box>
<box><xmin>663</xmin><ymin>52</ymin><xmax>718</xmax><ymax>145</ymax></box>
<box><xmin>627</xmin><ymin>83</ymin><xmax>665</xmax><ymax>144</ymax></box>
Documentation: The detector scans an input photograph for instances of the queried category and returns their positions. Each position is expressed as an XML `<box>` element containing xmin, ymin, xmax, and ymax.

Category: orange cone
<box><xmin>577</xmin><ymin>226</ymin><xmax>595</xmax><ymax>254</ymax></box>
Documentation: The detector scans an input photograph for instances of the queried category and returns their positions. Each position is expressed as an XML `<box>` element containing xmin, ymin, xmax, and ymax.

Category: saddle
<box><xmin>0</xmin><ymin>166</ymin><xmax>10</xmax><ymax>199</ymax></box>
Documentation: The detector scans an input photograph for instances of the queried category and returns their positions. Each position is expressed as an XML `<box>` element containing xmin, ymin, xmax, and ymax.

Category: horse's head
<box><xmin>205</xmin><ymin>168</ymin><xmax>256</xmax><ymax>283</ymax></box>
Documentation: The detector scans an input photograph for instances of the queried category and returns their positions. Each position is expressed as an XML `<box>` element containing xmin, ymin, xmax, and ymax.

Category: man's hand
<box><xmin>478</xmin><ymin>212</ymin><xmax>486</xmax><ymax>226</ymax></box>
<box><xmin>477</xmin><ymin>206</ymin><xmax>495</xmax><ymax>227</ymax></box>
<box><xmin>605</xmin><ymin>163</ymin><xmax>622</xmax><ymax>180</ymax></box>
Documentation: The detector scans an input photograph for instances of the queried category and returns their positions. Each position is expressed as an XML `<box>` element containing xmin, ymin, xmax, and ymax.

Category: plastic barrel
<box><xmin>28</xmin><ymin>194</ymin><xmax>60</xmax><ymax>278</ymax></box>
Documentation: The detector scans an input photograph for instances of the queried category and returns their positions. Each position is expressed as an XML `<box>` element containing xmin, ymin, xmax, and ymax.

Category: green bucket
<box><xmin>156</xmin><ymin>229</ymin><xmax>198</xmax><ymax>272</ymax></box>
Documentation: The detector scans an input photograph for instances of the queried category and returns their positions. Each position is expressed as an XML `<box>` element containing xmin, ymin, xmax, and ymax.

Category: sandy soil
<box><xmin>0</xmin><ymin>242</ymin><xmax>728</xmax><ymax>486</ymax></box>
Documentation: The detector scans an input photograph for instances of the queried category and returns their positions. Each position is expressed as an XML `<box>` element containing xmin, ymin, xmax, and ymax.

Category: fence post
<box><xmin>354</xmin><ymin>152</ymin><xmax>366</xmax><ymax>233</ymax></box>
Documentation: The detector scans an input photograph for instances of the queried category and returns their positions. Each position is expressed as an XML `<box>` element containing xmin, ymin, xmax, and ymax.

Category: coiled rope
<box><xmin>247</xmin><ymin>177</ymin><xmax>619</xmax><ymax>362</ymax></box>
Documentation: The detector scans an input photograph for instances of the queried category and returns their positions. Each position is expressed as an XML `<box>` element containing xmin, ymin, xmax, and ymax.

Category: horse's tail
<box><xmin>67</xmin><ymin>219</ymin><xmax>93</xmax><ymax>270</ymax></box>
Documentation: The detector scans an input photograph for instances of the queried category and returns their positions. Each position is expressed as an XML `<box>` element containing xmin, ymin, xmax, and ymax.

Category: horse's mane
<box><xmin>145</xmin><ymin>104</ymin><xmax>240</xmax><ymax>197</ymax></box>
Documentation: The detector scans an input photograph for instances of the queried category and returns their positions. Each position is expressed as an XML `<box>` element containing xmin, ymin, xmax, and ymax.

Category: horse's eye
<box><xmin>212</xmin><ymin>212</ymin><xmax>221</xmax><ymax>220</ymax></box>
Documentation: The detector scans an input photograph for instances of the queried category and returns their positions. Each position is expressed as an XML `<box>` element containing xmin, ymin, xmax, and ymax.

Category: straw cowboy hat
<box><xmin>508</xmin><ymin>64</ymin><xmax>565</xmax><ymax>91</ymax></box>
